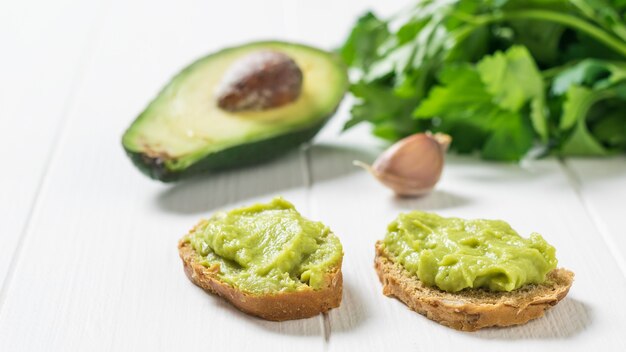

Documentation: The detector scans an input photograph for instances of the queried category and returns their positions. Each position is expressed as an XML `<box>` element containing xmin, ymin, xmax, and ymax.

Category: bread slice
<box><xmin>375</xmin><ymin>241</ymin><xmax>574</xmax><ymax>331</ymax></box>
<box><xmin>178</xmin><ymin>237</ymin><xmax>343</xmax><ymax>321</ymax></box>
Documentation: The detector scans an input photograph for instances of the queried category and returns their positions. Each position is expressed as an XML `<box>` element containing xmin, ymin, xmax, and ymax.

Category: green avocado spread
<box><xmin>184</xmin><ymin>197</ymin><xmax>342</xmax><ymax>294</ymax></box>
<box><xmin>382</xmin><ymin>211</ymin><xmax>558</xmax><ymax>292</ymax></box>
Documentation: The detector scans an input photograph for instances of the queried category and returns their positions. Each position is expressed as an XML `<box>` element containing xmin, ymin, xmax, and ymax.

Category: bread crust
<box><xmin>374</xmin><ymin>241</ymin><xmax>574</xmax><ymax>331</ymax></box>
<box><xmin>178</xmin><ymin>240</ymin><xmax>342</xmax><ymax>321</ymax></box>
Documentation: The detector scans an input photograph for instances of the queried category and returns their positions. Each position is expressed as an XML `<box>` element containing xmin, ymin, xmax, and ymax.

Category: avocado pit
<box><xmin>216</xmin><ymin>50</ymin><xmax>303</xmax><ymax>112</ymax></box>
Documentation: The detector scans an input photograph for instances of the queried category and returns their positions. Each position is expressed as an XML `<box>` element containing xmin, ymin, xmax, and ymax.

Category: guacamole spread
<box><xmin>184</xmin><ymin>197</ymin><xmax>342</xmax><ymax>294</ymax></box>
<box><xmin>382</xmin><ymin>212</ymin><xmax>557</xmax><ymax>292</ymax></box>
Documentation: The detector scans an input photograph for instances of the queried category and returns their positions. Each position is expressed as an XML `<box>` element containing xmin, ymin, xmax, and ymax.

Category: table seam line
<box><xmin>299</xmin><ymin>143</ymin><xmax>331</xmax><ymax>349</ymax></box>
<box><xmin>286</xmin><ymin>0</ymin><xmax>329</xmax><ymax>346</ymax></box>
<box><xmin>558</xmin><ymin>158</ymin><xmax>626</xmax><ymax>279</ymax></box>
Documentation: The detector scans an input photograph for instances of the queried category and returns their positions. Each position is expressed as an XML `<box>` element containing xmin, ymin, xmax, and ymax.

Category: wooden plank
<box><xmin>308</xmin><ymin>126</ymin><xmax>626</xmax><ymax>351</ymax></box>
<box><xmin>563</xmin><ymin>157</ymin><xmax>626</xmax><ymax>276</ymax></box>
<box><xmin>0</xmin><ymin>0</ymin><xmax>327</xmax><ymax>350</ymax></box>
<box><xmin>0</xmin><ymin>0</ymin><xmax>105</xmax><ymax>287</ymax></box>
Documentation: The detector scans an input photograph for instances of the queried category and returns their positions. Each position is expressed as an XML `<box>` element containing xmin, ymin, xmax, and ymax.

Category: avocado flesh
<box><xmin>122</xmin><ymin>41</ymin><xmax>348</xmax><ymax>181</ymax></box>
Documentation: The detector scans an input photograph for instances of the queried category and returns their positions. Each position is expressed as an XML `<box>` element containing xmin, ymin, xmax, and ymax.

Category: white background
<box><xmin>1</xmin><ymin>0</ymin><xmax>625</xmax><ymax>351</ymax></box>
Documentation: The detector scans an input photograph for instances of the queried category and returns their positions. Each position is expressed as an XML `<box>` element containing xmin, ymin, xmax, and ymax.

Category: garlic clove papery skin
<box><xmin>356</xmin><ymin>132</ymin><xmax>451</xmax><ymax>197</ymax></box>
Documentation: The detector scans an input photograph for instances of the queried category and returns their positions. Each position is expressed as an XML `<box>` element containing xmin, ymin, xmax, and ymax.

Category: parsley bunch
<box><xmin>341</xmin><ymin>0</ymin><xmax>626</xmax><ymax>160</ymax></box>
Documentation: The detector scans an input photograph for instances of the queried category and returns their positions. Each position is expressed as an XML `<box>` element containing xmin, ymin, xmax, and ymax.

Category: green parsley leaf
<box><xmin>340</xmin><ymin>12</ymin><xmax>390</xmax><ymax>71</ymax></box>
<box><xmin>476</xmin><ymin>45</ymin><xmax>547</xmax><ymax>141</ymax></box>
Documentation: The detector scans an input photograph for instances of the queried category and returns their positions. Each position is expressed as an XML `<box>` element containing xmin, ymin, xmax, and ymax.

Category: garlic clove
<box><xmin>355</xmin><ymin>132</ymin><xmax>451</xmax><ymax>197</ymax></box>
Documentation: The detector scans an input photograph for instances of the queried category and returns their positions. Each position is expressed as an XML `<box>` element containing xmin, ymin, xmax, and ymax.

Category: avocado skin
<box><xmin>123</xmin><ymin>117</ymin><xmax>329</xmax><ymax>182</ymax></box>
<box><xmin>122</xmin><ymin>41</ymin><xmax>347</xmax><ymax>182</ymax></box>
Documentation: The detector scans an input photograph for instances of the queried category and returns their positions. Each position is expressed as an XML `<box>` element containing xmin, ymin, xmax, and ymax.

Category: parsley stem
<box><xmin>477</xmin><ymin>10</ymin><xmax>626</xmax><ymax>58</ymax></box>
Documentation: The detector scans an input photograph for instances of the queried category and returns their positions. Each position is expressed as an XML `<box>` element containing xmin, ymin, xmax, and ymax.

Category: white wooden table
<box><xmin>1</xmin><ymin>1</ymin><xmax>626</xmax><ymax>351</ymax></box>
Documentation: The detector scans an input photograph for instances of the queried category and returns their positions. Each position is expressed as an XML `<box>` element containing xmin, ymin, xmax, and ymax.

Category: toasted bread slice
<box><xmin>375</xmin><ymin>241</ymin><xmax>574</xmax><ymax>331</ymax></box>
<box><xmin>178</xmin><ymin>239</ymin><xmax>343</xmax><ymax>321</ymax></box>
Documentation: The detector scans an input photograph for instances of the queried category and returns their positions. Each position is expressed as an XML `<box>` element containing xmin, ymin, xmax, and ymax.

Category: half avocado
<box><xmin>122</xmin><ymin>41</ymin><xmax>348</xmax><ymax>181</ymax></box>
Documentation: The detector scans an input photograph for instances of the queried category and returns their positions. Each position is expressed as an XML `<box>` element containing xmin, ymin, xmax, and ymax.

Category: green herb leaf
<box><xmin>414</xmin><ymin>47</ymin><xmax>545</xmax><ymax>160</ymax></box>
<box><xmin>340</xmin><ymin>12</ymin><xmax>390</xmax><ymax>71</ymax></box>
<box><xmin>481</xmin><ymin>112</ymin><xmax>535</xmax><ymax>161</ymax></box>
<box><xmin>561</xmin><ymin>116</ymin><xmax>609</xmax><ymax>156</ymax></box>
<box><xmin>552</xmin><ymin>59</ymin><xmax>626</xmax><ymax>94</ymax></box>
<box><xmin>476</xmin><ymin>45</ymin><xmax>548</xmax><ymax>140</ymax></box>
<box><xmin>414</xmin><ymin>64</ymin><xmax>494</xmax><ymax>119</ymax></box>
<box><xmin>550</xmin><ymin>60</ymin><xmax>626</xmax><ymax>155</ymax></box>
<box><xmin>592</xmin><ymin>109</ymin><xmax>626</xmax><ymax>149</ymax></box>
<box><xmin>346</xmin><ymin>82</ymin><xmax>422</xmax><ymax>140</ymax></box>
